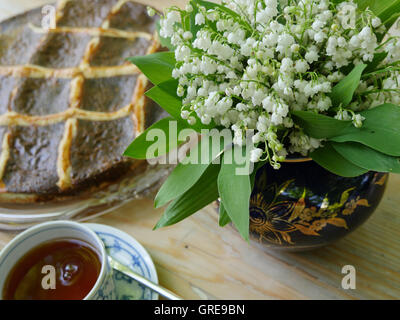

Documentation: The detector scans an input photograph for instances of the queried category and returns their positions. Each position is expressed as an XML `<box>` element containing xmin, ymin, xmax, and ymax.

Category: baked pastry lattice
<box><xmin>0</xmin><ymin>0</ymin><xmax>165</xmax><ymax>202</ymax></box>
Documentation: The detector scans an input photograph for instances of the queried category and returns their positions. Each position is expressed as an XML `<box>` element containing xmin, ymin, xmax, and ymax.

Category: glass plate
<box><xmin>0</xmin><ymin>164</ymin><xmax>171</xmax><ymax>231</ymax></box>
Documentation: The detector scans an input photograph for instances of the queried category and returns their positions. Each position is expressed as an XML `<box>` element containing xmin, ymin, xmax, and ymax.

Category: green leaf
<box><xmin>332</xmin><ymin>141</ymin><xmax>400</xmax><ymax>173</ymax></box>
<box><xmin>220</xmin><ymin>161</ymin><xmax>265</xmax><ymax>230</ymax></box>
<box><xmin>363</xmin><ymin>52</ymin><xmax>389</xmax><ymax>75</ymax></box>
<box><xmin>182</xmin><ymin>11</ymin><xmax>191</xmax><ymax>32</ymax></box>
<box><xmin>155</xmin><ymin>160</ymin><xmax>211</xmax><ymax>208</ymax></box>
<box><xmin>189</xmin><ymin>0</ymin><xmax>202</xmax><ymax>37</ymax></box>
<box><xmin>154</xmin><ymin>164</ymin><xmax>221</xmax><ymax>229</ymax></box>
<box><xmin>382</xmin><ymin>12</ymin><xmax>400</xmax><ymax>30</ymax></box>
<box><xmin>367</xmin><ymin>0</ymin><xmax>400</xmax><ymax>29</ymax></box>
<box><xmin>291</xmin><ymin>111</ymin><xmax>352</xmax><ymax>139</ymax></box>
<box><xmin>127</xmin><ymin>52</ymin><xmax>176</xmax><ymax>85</ymax></box>
<box><xmin>330</xmin><ymin>104</ymin><xmax>400</xmax><ymax>156</ymax></box>
<box><xmin>124</xmin><ymin>117</ymin><xmax>189</xmax><ymax>159</ymax></box>
<box><xmin>310</xmin><ymin>142</ymin><xmax>368</xmax><ymax>177</ymax></box>
<box><xmin>330</xmin><ymin>64</ymin><xmax>367</xmax><ymax>108</ymax></box>
<box><xmin>154</xmin><ymin>132</ymin><xmax>226</xmax><ymax>208</ymax></box>
<box><xmin>219</xmin><ymin>201</ymin><xmax>231</xmax><ymax>227</ymax></box>
<box><xmin>145</xmin><ymin>79</ymin><xmax>181</xmax><ymax>119</ymax></box>
<box><xmin>218</xmin><ymin>147</ymin><xmax>251</xmax><ymax>241</ymax></box>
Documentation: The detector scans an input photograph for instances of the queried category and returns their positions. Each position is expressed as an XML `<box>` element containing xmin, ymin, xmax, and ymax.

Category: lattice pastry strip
<box><xmin>0</xmin><ymin>64</ymin><xmax>140</xmax><ymax>79</ymax></box>
<box><xmin>29</xmin><ymin>24</ymin><xmax>153</xmax><ymax>40</ymax></box>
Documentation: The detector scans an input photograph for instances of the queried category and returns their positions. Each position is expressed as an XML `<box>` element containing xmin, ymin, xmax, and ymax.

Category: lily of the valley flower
<box><xmin>157</xmin><ymin>0</ymin><xmax>400</xmax><ymax>167</ymax></box>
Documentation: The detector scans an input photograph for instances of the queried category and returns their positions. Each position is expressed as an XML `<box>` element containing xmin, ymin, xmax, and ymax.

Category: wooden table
<box><xmin>1</xmin><ymin>0</ymin><xmax>400</xmax><ymax>300</ymax></box>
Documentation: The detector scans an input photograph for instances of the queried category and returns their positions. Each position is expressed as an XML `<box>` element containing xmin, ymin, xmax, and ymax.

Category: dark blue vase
<box><xmin>249</xmin><ymin>160</ymin><xmax>388</xmax><ymax>251</ymax></box>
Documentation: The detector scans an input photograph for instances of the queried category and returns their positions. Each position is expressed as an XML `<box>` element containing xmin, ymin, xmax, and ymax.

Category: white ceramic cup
<box><xmin>0</xmin><ymin>220</ymin><xmax>115</xmax><ymax>300</ymax></box>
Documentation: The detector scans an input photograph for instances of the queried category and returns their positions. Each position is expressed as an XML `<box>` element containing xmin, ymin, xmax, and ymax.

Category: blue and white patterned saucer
<box><xmin>85</xmin><ymin>223</ymin><xmax>158</xmax><ymax>300</ymax></box>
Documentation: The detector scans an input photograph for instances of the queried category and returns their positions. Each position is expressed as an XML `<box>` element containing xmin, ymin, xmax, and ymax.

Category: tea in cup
<box><xmin>0</xmin><ymin>221</ymin><xmax>115</xmax><ymax>300</ymax></box>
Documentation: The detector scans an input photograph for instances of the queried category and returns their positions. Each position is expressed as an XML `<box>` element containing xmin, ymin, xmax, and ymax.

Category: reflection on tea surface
<box><xmin>3</xmin><ymin>238</ymin><xmax>101</xmax><ymax>300</ymax></box>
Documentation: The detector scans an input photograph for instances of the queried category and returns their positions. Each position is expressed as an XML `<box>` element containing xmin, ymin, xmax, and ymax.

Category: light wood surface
<box><xmin>0</xmin><ymin>0</ymin><xmax>400</xmax><ymax>300</ymax></box>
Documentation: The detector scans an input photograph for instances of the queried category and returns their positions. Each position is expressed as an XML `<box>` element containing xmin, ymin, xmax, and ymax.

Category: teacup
<box><xmin>0</xmin><ymin>221</ymin><xmax>116</xmax><ymax>300</ymax></box>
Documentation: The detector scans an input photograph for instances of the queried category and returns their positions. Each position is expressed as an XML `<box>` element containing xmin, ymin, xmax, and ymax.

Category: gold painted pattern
<box><xmin>250</xmin><ymin>178</ymin><xmax>374</xmax><ymax>245</ymax></box>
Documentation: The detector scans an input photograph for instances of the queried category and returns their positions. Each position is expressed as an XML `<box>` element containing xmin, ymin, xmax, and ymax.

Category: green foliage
<box><xmin>219</xmin><ymin>202</ymin><xmax>231</xmax><ymax>227</ymax></box>
<box><xmin>330</xmin><ymin>64</ymin><xmax>367</xmax><ymax>108</ymax></box>
<box><xmin>145</xmin><ymin>79</ymin><xmax>181</xmax><ymax>119</ymax></box>
<box><xmin>154</xmin><ymin>133</ymin><xmax>226</xmax><ymax>208</ymax></box>
<box><xmin>365</xmin><ymin>0</ymin><xmax>400</xmax><ymax>29</ymax></box>
<box><xmin>127</xmin><ymin>52</ymin><xmax>176</xmax><ymax>85</ymax></box>
<box><xmin>363</xmin><ymin>52</ymin><xmax>389</xmax><ymax>75</ymax></box>
<box><xmin>291</xmin><ymin>111</ymin><xmax>352</xmax><ymax>139</ymax></box>
<box><xmin>311</xmin><ymin>142</ymin><xmax>368</xmax><ymax>177</ymax></box>
<box><xmin>218</xmin><ymin>147</ymin><xmax>252</xmax><ymax>241</ymax></box>
<box><xmin>294</xmin><ymin>104</ymin><xmax>400</xmax><ymax>176</ymax></box>
<box><xmin>332</xmin><ymin>142</ymin><xmax>400</xmax><ymax>173</ymax></box>
<box><xmin>330</xmin><ymin>104</ymin><xmax>400</xmax><ymax>156</ymax></box>
<box><xmin>154</xmin><ymin>164</ymin><xmax>221</xmax><ymax>229</ymax></box>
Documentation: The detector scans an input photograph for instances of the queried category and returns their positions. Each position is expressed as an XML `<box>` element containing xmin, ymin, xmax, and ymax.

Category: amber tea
<box><xmin>3</xmin><ymin>238</ymin><xmax>101</xmax><ymax>300</ymax></box>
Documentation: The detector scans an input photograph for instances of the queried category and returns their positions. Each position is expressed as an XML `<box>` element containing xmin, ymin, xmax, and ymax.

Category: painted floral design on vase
<box><xmin>249</xmin><ymin>160</ymin><xmax>388</xmax><ymax>251</ymax></box>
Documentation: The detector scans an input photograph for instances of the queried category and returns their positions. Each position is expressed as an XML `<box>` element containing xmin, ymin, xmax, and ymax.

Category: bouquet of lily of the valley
<box><xmin>124</xmin><ymin>0</ymin><xmax>400</xmax><ymax>240</ymax></box>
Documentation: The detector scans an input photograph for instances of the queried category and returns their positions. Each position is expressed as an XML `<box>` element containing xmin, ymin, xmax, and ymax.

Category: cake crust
<box><xmin>0</xmin><ymin>0</ymin><xmax>166</xmax><ymax>203</ymax></box>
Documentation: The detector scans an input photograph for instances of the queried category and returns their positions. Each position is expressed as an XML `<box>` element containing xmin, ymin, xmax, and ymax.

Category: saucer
<box><xmin>85</xmin><ymin>223</ymin><xmax>158</xmax><ymax>300</ymax></box>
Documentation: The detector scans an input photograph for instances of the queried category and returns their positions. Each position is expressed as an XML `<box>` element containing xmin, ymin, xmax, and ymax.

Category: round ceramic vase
<box><xmin>249</xmin><ymin>160</ymin><xmax>388</xmax><ymax>251</ymax></box>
